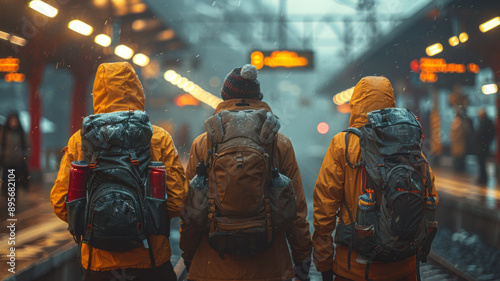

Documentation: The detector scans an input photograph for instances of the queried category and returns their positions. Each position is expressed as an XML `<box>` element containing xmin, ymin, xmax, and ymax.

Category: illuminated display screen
<box><xmin>410</xmin><ymin>57</ymin><xmax>480</xmax><ymax>83</ymax></box>
<box><xmin>0</xmin><ymin>57</ymin><xmax>20</xmax><ymax>73</ymax></box>
<box><xmin>250</xmin><ymin>50</ymin><xmax>314</xmax><ymax>70</ymax></box>
<box><xmin>0</xmin><ymin>57</ymin><xmax>24</xmax><ymax>83</ymax></box>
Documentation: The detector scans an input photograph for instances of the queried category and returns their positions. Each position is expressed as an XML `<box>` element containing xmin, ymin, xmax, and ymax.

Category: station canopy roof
<box><xmin>318</xmin><ymin>0</ymin><xmax>500</xmax><ymax>94</ymax></box>
<box><xmin>0</xmin><ymin>0</ymin><xmax>186</xmax><ymax>72</ymax></box>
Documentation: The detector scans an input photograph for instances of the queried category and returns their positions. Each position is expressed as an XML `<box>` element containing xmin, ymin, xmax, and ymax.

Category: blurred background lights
<box><xmin>29</xmin><ymin>1</ymin><xmax>58</xmax><ymax>18</ymax></box>
<box><xmin>459</xmin><ymin>32</ymin><xmax>468</xmax><ymax>43</ymax></box>
<box><xmin>317</xmin><ymin>122</ymin><xmax>329</xmax><ymax>134</ymax></box>
<box><xmin>132</xmin><ymin>53</ymin><xmax>150</xmax><ymax>67</ymax></box>
<box><xmin>448</xmin><ymin>36</ymin><xmax>459</xmax><ymax>46</ymax></box>
<box><xmin>479</xmin><ymin>16</ymin><xmax>500</xmax><ymax>33</ymax></box>
<box><xmin>163</xmin><ymin>70</ymin><xmax>176</xmax><ymax>81</ymax></box>
<box><xmin>163</xmin><ymin>70</ymin><xmax>222</xmax><ymax>109</ymax></box>
<box><xmin>425</xmin><ymin>43</ymin><xmax>443</xmax><ymax>56</ymax></box>
<box><xmin>0</xmin><ymin>31</ymin><xmax>9</xmax><ymax>41</ymax></box>
<box><xmin>183</xmin><ymin>81</ymin><xmax>195</xmax><ymax>92</ymax></box>
<box><xmin>156</xmin><ymin>29</ymin><xmax>175</xmax><ymax>41</ymax></box>
<box><xmin>482</xmin><ymin>84</ymin><xmax>498</xmax><ymax>95</ymax></box>
<box><xmin>174</xmin><ymin>94</ymin><xmax>200</xmax><ymax>107</ymax></box>
<box><xmin>333</xmin><ymin>86</ymin><xmax>354</xmax><ymax>105</ymax></box>
<box><xmin>94</xmin><ymin>34</ymin><xmax>111</xmax><ymax>47</ymax></box>
<box><xmin>9</xmin><ymin>35</ymin><xmax>27</xmax><ymax>46</ymax></box>
<box><xmin>114</xmin><ymin>45</ymin><xmax>134</xmax><ymax>60</ymax></box>
<box><xmin>68</xmin><ymin>20</ymin><xmax>93</xmax><ymax>36</ymax></box>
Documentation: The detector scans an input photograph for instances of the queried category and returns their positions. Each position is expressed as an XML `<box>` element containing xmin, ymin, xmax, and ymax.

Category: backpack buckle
<box><xmin>129</xmin><ymin>151</ymin><xmax>139</xmax><ymax>165</ymax></box>
<box><xmin>89</xmin><ymin>155</ymin><xmax>98</xmax><ymax>169</ymax></box>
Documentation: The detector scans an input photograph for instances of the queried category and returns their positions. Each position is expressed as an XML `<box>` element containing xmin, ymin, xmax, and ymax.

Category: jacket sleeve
<box><xmin>312</xmin><ymin>134</ymin><xmax>345</xmax><ymax>272</ymax></box>
<box><xmin>154</xmin><ymin>127</ymin><xmax>188</xmax><ymax>218</ymax></box>
<box><xmin>427</xmin><ymin>158</ymin><xmax>438</xmax><ymax>203</ymax></box>
<box><xmin>277</xmin><ymin>134</ymin><xmax>312</xmax><ymax>263</ymax></box>
<box><xmin>50</xmin><ymin>133</ymin><xmax>81</xmax><ymax>222</ymax></box>
<box><xmin>180</xmin><ymin>134</ymin><xmax>206</xmax><ymax>262</ymax></box>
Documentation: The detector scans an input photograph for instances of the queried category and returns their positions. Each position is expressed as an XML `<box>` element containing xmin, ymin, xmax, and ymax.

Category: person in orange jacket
<box><xmin>312</xmin><ymin>76</ymin><xmax>438</xmax><ymax>281</ymax></box>
<box><xmin>180</xmin><ymin>64</ymin><xmax>312</xmax><ymax>281</ymax></box>
<box><xmin>50</xmin><ymin>62</ymin><xmax>188</xmax><ymax>281</ymax></box>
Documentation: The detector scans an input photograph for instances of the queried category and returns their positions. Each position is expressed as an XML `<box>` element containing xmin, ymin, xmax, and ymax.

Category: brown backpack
<box><xmin>203</xmin><ymin>108</ymin><xmax>296</xmax><ymax>257</ymax></box>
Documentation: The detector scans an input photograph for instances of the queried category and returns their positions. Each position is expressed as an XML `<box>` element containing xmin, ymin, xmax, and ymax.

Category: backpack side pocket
<box><xmin>66</xmin><ymin>197</ymin><xmax>87</xmax><ymax>238</ymax></box>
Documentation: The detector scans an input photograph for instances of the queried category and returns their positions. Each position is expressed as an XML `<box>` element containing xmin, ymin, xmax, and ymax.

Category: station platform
<box><xmin>0</xmin><ymin>165</ymin><xmax>499</xmax><ymax>281</ymax></box>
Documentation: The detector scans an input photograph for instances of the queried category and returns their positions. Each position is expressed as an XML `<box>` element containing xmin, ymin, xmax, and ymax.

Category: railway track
<box><xmin>306</xmin><ymin>251</ymin><xmax>478</xmax><ymax>281</ymax></box>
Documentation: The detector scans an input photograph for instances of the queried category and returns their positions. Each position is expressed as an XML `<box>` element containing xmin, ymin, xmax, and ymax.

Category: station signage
<box><xmin>0</xmin><ymin>57</ymin><xmax>20</xmax><ymax>72</ymax></box>
<box><xmin>250</xmin><ymin>50</ymin><xmax>313</xmax><ymax>70</ymax></box>
<box><xmin>410</xmin><ymin>57</ymin><xmax>480</xmax><ymax>83</ymax></box>
<box><xmin>0</xmin><ymin>57</ymin><xmax>24</xmax><ymax>83</ymax></box>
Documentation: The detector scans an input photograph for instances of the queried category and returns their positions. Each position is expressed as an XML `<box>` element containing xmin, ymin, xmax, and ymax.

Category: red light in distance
<box><xmin>317</xmin><ymin>122</ymin><xmax>329</xmax><ymax>134</ymax></box>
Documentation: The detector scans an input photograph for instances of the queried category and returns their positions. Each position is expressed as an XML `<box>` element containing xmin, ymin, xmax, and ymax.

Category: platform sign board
<box><xmin>410</xmin><ymin>57</ymin><xmax>479</xmax><ymax>85</ymax></box>
<box><xmin>0</xmin><ymin>57</ymin><xmax>24</xmax><ymax>82</ymax></box>
<box><xmin>250</xmin><ymin>50</ymin><xmax>314</xmax><ymax>70</ymax></box>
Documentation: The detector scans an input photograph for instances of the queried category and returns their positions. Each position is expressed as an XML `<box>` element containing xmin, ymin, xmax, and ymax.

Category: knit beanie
<box><xmin>221</xmin><ymin>64</ymin><xmax>263</xmax><ymax>101</ymax></box>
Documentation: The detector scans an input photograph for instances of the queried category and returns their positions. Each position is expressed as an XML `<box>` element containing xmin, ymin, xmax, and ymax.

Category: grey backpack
<box><xmin>336</xmin><ymin>108</ymin><xmax>438</xmax><ymax>281</ymax></box>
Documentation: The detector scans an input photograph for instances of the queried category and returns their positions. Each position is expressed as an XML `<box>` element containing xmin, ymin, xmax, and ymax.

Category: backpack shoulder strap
<box><xmin>342</xmin><ymin>128</ymin><xmax>363</xmax><ymax>169</ymax></box>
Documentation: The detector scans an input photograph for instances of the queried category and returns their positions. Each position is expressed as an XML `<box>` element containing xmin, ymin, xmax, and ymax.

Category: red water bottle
<box><xmin>68</xmin><ymin>161</ymin><xmax>89</xmax><ymax>202</ymax></box>
<box><xmin>148</xmin><ymin>162</ymin><xmax>166</xmax><ymax>199</ymax></box>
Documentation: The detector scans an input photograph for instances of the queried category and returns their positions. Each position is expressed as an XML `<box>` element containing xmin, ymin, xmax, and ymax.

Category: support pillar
<box><xmin>69</xmin><ymin>67</ymin><xmax>92</xmax><ymax>135</ymax></box>
<box><xmin>28</xmin><ymin>63</ymin><xmax>44</xmax><ymax>172</ymax></box>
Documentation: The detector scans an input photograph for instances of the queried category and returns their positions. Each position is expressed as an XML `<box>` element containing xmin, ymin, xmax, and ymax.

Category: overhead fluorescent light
<box><xmin>132</xmin><ymin>53</ymin><xmax>150</xmax><ymax>67</ymax></box>
<box><xmin>448</xmin><ymin>36</ymin><xmax>459</xmax><ymax>46</ymax></box>
<box><xmin>10</xmin><ymin>36</ymin><xmax>27</xmax><ymax>46</ymax></box>
<box><xmin>114</xmin><ymin>45</ymin><xmax>134</xmax><ymax>59</ymax></box>
<box><xmin>482</xmin><ymin>84</ymin><xmax>498</xmax><ymax>95</ymax></box>
<box><xmin>479</xmin><ymin>17</ymin><xmax>500</xmax><ymax>33</ymax></box>
<box><xmin>0</xmin><ymin>31</ymin><xmax>10</xmax><ymax>41</ymax></box>
<box><xmin>459</xmin><ymin>32</ymin><xmax>468</xmax><ymax>43</ymax></box>
<box><xmin>425</xmin><ymin>43</ymin><xmax>443</xmax><ymax>56</ymax></box>
<box><xmin>94</xmin><ymin>34</ymin><xmax>111</xmax><ymax>47</ymax></box>
<box><xmin>68</xmin><ymin>20</ymin><xmax>93</xmax><ymax>36</ymax></box>
<box><xmin>29</xmin><ymin>1</ymin><xmax>58</xmax><ymax>18</ymax></box>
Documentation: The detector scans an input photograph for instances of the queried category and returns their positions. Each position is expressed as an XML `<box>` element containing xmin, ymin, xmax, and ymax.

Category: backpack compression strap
<box><xmin>342</xmin><ymin>128</ymin><xmax>363</xmax><ymax>169</ymax></box>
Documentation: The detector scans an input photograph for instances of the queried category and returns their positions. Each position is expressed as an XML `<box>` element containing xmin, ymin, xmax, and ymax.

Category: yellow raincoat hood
<box><xmin>92</xmin><ymin>62</ymin><xmax>145</xmax><ymax>114</ymax></box>
<box><xmin>349</xmin><ymin>76</ymin><xmax>395</xmax><ymax>128</ymax></box>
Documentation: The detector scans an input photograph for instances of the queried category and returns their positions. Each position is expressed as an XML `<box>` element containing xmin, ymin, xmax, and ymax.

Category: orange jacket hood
<box><xmin>92</xmin><ymin>62</ymin><xmax>145</xmax><ymax>114</ymax></box>
<box><xmin>349</xmin><ymin>76</ymin><xmax>395</xmax><ymax>128</ymax></box>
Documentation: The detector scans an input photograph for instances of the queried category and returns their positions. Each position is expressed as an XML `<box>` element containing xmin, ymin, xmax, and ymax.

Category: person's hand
<box><xmin>294</xmin><ymin>260</ymin><xmax>311</xmax><ymax>281</ymax></box>
<box><xmin>184</xmin><ymin>260</ymin><xmax>191</xmax><ymax>273</ymax></box>
<box><xmin>321</xmin><ymin>269</ymin><xmax>334</xmax><ymax>281</ymax></box>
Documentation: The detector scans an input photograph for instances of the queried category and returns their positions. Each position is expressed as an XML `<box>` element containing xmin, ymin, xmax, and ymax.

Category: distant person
<box><xmin>50</xmin><ymin>62</ymin><xmax>187</xmax><ymax>281</ymax></box>
<box><xmin>180</xmin><ymin>64</ymin><xmax>312</xmax><ymax>281</ymax></box>
<box><xmin>1</xmin><ymin>112</ymin><xmax>30</xmax><ymax>196</ymax></box>
<box><xmin>450</xmin><ymin>105</ymin><xmax>474</xmax><ymax>172</ymax></box>
<box><xmin>475</xmin><ymin>108</ymin><xmax>495</xmax><ymax>185</ymax></box>
<box><xmin>313</xmin><ymin>76</ymin><xmax>438</xmax><ymax>281</ymax></box>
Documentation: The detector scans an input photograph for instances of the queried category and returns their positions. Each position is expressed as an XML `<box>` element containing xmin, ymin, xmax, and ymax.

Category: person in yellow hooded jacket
<box><xmin>180</xmin><ymin>64</ymin><xmax>312</xmax><ymax>281</ymax></box>
<box><xmin>313</xmin><ymin>76</ymin><xmax>438</xmax><ymax>281</ymax></box>
<box><xmin>50</xmin><ymin>62</ymin><xmax>188</xmax><ymax>281</ymax></box>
